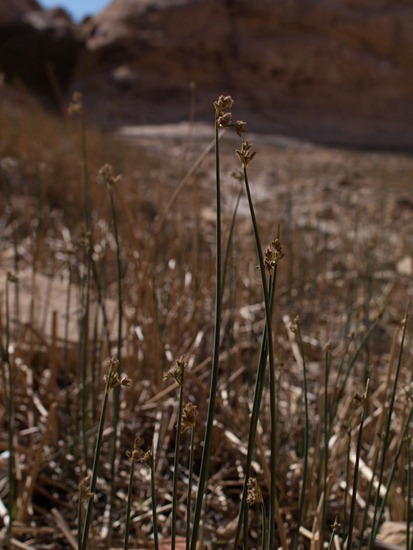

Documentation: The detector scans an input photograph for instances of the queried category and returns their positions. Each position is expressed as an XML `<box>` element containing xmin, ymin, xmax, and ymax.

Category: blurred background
<box><xmin>2</xmin><ymin>0</ymin><xmax>413</xmax><ymax>148</ymax></box>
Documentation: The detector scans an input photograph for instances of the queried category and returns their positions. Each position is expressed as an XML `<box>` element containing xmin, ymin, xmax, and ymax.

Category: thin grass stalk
<box><xmin>189</xmin><ymin>124</ymin><xmax>223</xmax><ymax>550</ymax></box>
<box><xmin>80</xmin><ymin>239</ymin><xmax>92</xmax><ymax>469</ymax></box>
<box><xmin>241</xmin><ymin>159</ymin><xmax>278</xmax><ymax>550</ymax></box>
<box><xmin>327</xmin><ymin>519</ymin><xmax>340</xmax><ymax>550</ymax></box>
<box><xmin>106</xmin><ymin>177</ymin><xmax>123</xmax><ymax>547</ymax></box>
<box><xmin>347</xmin><ymin>375</ymin><xmax>371</xmax><ymax>550</ymax></box>
<box><xmin>90</xmin><ymin>257</ymin><xmax>112</xmax><ymax>352</ymax></box>
<box><xmin>171</xmin><ymin>369</ymin><xmax>185</xmax><ymax>549</ymax></box>
<box><xmin>321</xmin><ymin>346</ymin><xmax>331</xmax><ymax>543</ymax></box>
<box><xmin>358</xmin><ymin>431</ymin><xmax>381</xmax><ymax>540</ymax></box>
<box><xmin>368</xmin><ymin>312</ymin><xmax>408</xmax><ymax>549</ymax></box>
<box><xmin>91</xmin><ymin>304</ymin><xmax>100</xmax><ymax>420</ymax></box>
<box><xmin>330</xmin><ymin>333</ymin><xmax>353</xmax><ymax>422</ymax></box>
<box><xmin>261</xmin><ymin>501</ymin><xmax>268</xmax><ymax>550</ymax></box>
<box><xmin>80</xmin><ymin>358</ymin><xmax>119</xmax><ymax>550</ymax></box>
<box><xmin>221</xmin><ymin>184</ymin><xmax>243</xmax><ymax>301</ymax></box>
<box><xmin>150</xmin><ymin>453</ymin><xmax>160</xmax><ymax>550</ymax></box>
<box><xmin>292</xmin><ymin>320</ymin><xmax>310</xmax><ymax>550</ymax></box>
<box><xmin>63</xmin><ymin>257</ymin><xmax>72</xmax><ymax>425</ymax></box>
<box><xmin>330</xmin><ymin>316</ymin><xmax>381</xmax><ymax>425</ymax></box>
<box><xmin>71</xmin><ymin>94</ymin><xmax>93</xmax><ymax>470</ymax></box>
<box><xmin>186</xmin><ymin>426</ymin><xmax>195</xmax><ymax>550</ymax></box>
<box><xmin>5</xmin><ymin>274</ymin><xmax>15</xmax><ymax>545</ymax></box>
<box><xmin>78</xmin><ymin>480</ymin><xmax>86</xmax><ymax>548</ymax></box>
<box><xmin>369</xmin><ymin>406</ymin><xmax>413</xmax><ymax>548</ymax></box>
<box><xmin>406</xmin><ymin>436</ymin><xmax>411</xmax><ymax>550</ymax></box>
<box><xmin>233</xmin><ymin>269</ymin><xmax>278</xmax><ymax>549</ymax></box>
<box><xmin>123</xmin><ymin>459</ymin><xmax>135</xmax><ymax>550</ymax></box>
<box><xmin>343</xmin><ymin>428</ymin><xmax>351</xmax><ymax>537</ymax></box>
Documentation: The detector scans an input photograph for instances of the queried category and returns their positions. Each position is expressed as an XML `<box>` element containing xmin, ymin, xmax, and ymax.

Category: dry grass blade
<box><xmin>51</xmin><ymin>508</ymin><xmax>77</xmax><ymax>550</ymax></box>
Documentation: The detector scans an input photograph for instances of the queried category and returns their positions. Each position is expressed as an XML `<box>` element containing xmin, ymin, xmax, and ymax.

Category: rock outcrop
<box><xmin>72</xmin><ymin>0</ymin><xmax>413</xmax><ymax>148</ymax></box>
<box><xmin>0</xmin><ymin>0</ymin><xmax>83</xmax><ymax>110</ymax></box>
<box><xmin>3</xmin><ymin>0</ymin><xmax>413</xmax><ymax>148</ymax></box>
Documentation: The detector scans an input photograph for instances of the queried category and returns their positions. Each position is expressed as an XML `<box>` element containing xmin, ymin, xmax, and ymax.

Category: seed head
<box><xmin>246</xmin><ymin>477</ymin><xmax>263</xmax><ymax>506</ymax></box>
<box><xmin>67</xmin><ymin>91</ymin><xmax>84</xmax><ymax>116</ymax></box>
<box><xmin>139</xmin><ymin>449</ymin><xmax>153</xmax><ymax>468</ymax></box>
<box><xmin>98</xmin><ymin>163</ymin><xmax>121</xmax><ymax>190</ymax></box>
<box><xmin>353</xmin><ymin>391</ymin><xmax>366</xmax><ymax>409</ymax></box>
<box><xmin>234</xmin><ymin>120</ymin><xmax>247</xmax><ymax>137</ymax></box>
<box><xmin>164</xmin><ymin>355</ymin><xmax>188</xmax><ymax>386</ymax></box>
<box><xmin>180</xmin><ymin>402</ymin><xmax>197</xmax><ymax>432</ymax></box>
<box><xmin>214</xmin><ymin>95</ymin><xmax>234</xmax><ymax>129</ymax></box>
<box><xmin>236</xmin><ymin>140</ymin><xmax>256</xmax><ymax>167</ymax></box>
<box><xmin>331</xmin><ymin>517</ymin><xmax>341</xmax><ymax>531</ymax></box>
<box><xmin>126</xmin><ymin>436</ymin><xmax>145</xmax><ymax>463</ymax></box>
<box><xmin>7</xmin><ymin>272</ymin><xmax>18</xmax><ymax>283</ymax></box>
<box><xmin>289</xmin><ymin>315</ymin><xmax>300</xmax><ymax>333</ymax></box>
<box><xmin>104</xmin><ymin>357</ymin><xmax>132</xmax><ymax>392</ymax></box>
<box><xmin>79</xmin><ymin>475</ymin><xmax>94</xmax><ymax>500</ymax></box>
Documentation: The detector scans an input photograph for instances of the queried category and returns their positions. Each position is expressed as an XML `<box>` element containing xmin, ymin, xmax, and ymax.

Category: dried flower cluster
<box><xmin>246</xmin><ymin>477</ymin><xmax>263</xmax><ymax>506</ymax></box>
<box><xmin>214</xmin><ymin>95</ymin><xmax>246</xmax><ymax>137</ymax></box>
<box><xmin>261</xmin><ymin>237</ymin><xmax>284</xmax><ymax>273</ymax></box>
<box><xmin>289</xmin><ymin>315</ymin><xmax>300</xmax><ymax>334</ymax></box>
<box><xmin>79</xmin><ymin>475</ymin><xmax>94</xmax><ymax>501</ymax></box>
<box><xmin>180</xmin><ymin>402</ymin><xmax>197</xmax><ymax>432</ymax></box>
<box><xmin>104</xmin><ymin>357</ymin><xmax>132</xmax><ymax>392</ymax></box>
<box><xmin>67</xmin><ymin>91</ymin><xmax>84</xmax><ymax>117</ymax></box>
<box><xmin>236</xmin><ymin>140</ymin><xmax>256</xmax><ymax>167</ymax></box>
<box><xmin>7</xmin><ymin>271</ymin><xmax>18</xmax><ymax>283</ymax></box>
<box><xmin>164</xmin><ymin>355</ymin><xmax>188</xmax><ymax>386</ymax></box>
<box><xmin>353</xmin><ymin>391</ymin><xmax>366</xmax><ymax>409</ymax></box>
<box><xmin>98</xmin><ymin>163</ymin><xmax>121</xmax><ymax>190</ymax></box>
<box><xmin>126</xmin><ymin>437</ymin><xmax>153</xmax><ymax>467</ymax></box>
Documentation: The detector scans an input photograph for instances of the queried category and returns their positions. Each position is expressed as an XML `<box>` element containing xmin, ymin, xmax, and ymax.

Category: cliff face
<box><xmin>71</xmin><ymin>0</ymin><xmax>413</xmax><ymax>147</ymax></box>
<box><xmin>3</xmin><ymin>0</ymin><xmax>413</xmax><ymax>148</ymax></box>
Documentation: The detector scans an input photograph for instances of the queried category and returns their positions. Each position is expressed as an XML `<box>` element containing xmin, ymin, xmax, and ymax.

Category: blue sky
<box><xmin>39</xmin><ymin>0</ymin><xmax>110</xmax><ymax>21</ymax></box>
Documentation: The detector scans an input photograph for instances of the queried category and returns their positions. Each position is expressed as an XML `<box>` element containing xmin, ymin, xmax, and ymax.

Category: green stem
<box><xmin>293</xmin><ymin>323</ymin><xmax>310</xmax><ymax>550</ymax></box>
<box><xmin>151</xmin><ymin>461</ymin><xmax>159</xmax><ymax>550</ymax></box>
<box><xmin>233</xmin><ymin>270</ymin><xmax>278</xmax><ymax>550</ymax></box>
<box><xmin>221</xmin><ymin>185</ymin><xmax>243</xmax><ymax>302</ymax></box>
<box><xmin>186</xmin><ymin>427</ymin><xmax>195</xmax><ymax>550</ymax></box>
<box><xmin>347</xmin><ymin>376</ymin><xmax>370</xmax><ymax>550</ymax></box>
<box><xmin>242</xmin><ymin>165</ymin><xmax>277</xmax><ymax>550</ymax></box>
<box><xmin>261</xmin><ymin>501</ymin><xmax>268</xmax><ymax>550</ymax></box>
<box><xmin>368</xmin><ymin>312</ymin><xmax>408</xmax><ymax>549</ymax></box>
<box><xmin>322</xmin><ymin>347</ymin><xmax>331</xmax><ymax>543</ymax></box>
<box><xmin>124</xmin><ymin>461</ymin><xmax>135</xmax><ymax>550</ymax></box>
<box><xmin>80</xmin><ymin>372</ymin><xmax>112</xmax><ymax>550</ymax></box>
<box><xmin>5</xmin><ymin>276</ymin><xmax>15</xmax><ymax>545</ymax></box>
<box><xmin>107</xmin><ymin>187</ymin><xmax>123</xmax><ymax>547</ymax></box>
<box><xmin>190</xmin><ymin>126</ymin><xmax>223</xmax><ymax>550</ymax></box>
<box><xmin>406</xmin><ymin>437</ymin><xmax>411</xmax><ymax>550</ymax></box>
<box><xmin>172</xmin><ymin>378</ymin><xmax>185</xmax><ymax>549</ymax></box>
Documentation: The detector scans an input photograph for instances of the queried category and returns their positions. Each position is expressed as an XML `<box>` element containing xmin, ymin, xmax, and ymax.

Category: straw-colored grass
<box><xmin>0</xmin><ymin>84</ymin><xmax>412</xmax><ymax>549</ymax></box>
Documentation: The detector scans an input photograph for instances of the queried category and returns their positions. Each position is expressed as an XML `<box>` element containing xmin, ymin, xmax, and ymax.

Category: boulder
<box><xmin>0</xmin><ymin>0</ymin><xmax>83</xmax><ymax>110</ymax></box>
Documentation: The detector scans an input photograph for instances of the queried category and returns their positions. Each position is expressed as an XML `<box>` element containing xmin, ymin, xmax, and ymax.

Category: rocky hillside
<box><xmin>2</xmin><ymin>0</ymin><xmax>413</xmax><ymax>148</ymax></box>
<box><xmin>0</xmin><ymin>0</ymin><xmax>82</xmax><ymax>110</ymax></box>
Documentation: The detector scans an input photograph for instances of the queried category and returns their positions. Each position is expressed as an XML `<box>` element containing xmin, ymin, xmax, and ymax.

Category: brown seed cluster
<box><xmin>236</xmin><ymin>140</ymin><xmax>256</xmax><ymax>167</ymax></box>
<box><xmin>246</xmin><ymin>477</ymin><xmax>263</xmax><ymax>506</ymax></box>
<box><xmin>164</xmin><ymin>355</ymin><xmax>188</xmax><ymax>386</ymax></box>
<box><xmin>180</xmin><ymin>402</ymin><xmax>197</xmax><ymax>433</ymax></box>
<box><xmin>214</xmin><ymin>95</ymin><xmax>246</xmax><ymax>137</ymax></box>
<box><xmin>67</xmin><ymin>91</ymin><xmax>84</xmax><ymax>117</ymax></box>
<box><xmin>262</xmin><ymin>237</ymin><xmax>285</xmax><ymax>273</ymax></box>
<box><xmin>98</xmin><ymin>163</ymin><xmax>122</xmax><ymax>190</ymax></box>
<box><xmin>104</xmin><ymin>357</ymin><xmax>132</xmax><ymax>392</ymax></box>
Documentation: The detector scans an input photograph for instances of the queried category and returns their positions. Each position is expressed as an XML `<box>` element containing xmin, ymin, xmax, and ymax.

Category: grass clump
<box><xmin>0</xmin><ymin>83</ymin><xmax>412</xmax><ymax>549</ymax></box>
